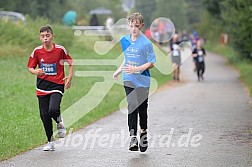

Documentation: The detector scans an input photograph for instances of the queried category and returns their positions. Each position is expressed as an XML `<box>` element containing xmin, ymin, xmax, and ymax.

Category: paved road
<box><xmin>1</xmin><ymin>52</ymin><xmax>251</xmax><ymax>167</ymax></box>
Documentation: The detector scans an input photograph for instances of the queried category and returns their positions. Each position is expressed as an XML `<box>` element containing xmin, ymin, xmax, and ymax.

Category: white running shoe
<box><xmin>43</xmin><ymin>142</ymin><xmax>55</xmax><ymax>151</ymax></box>
<box><xmin>57</xmin><ymin>119</ymin><xmax>66</xmax><ymax>138</ymax></box>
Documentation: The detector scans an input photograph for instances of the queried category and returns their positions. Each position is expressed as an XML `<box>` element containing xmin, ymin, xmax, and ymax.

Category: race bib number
<box><xmin>40</xmin><ymin>63</ymin><xmax>57</xmax><ymax>75</ymax></box>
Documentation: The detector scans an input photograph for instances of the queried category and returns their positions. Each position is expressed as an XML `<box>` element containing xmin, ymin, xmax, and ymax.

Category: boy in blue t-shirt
<box><xmin>113</xmin><ymin>13</ymin><xmax>156</xmax><ymax>152</ymax></box>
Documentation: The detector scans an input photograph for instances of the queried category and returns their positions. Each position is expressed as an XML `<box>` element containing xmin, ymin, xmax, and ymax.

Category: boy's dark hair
<box><xmin>128</xmin><ymin>12</ymin><xmax>144</xmax><ymax>24</ymax></box>
<box><xmin>40</xmin><ymin>25</ymin><xmax>53</xmax><ymax>34</ymax></box>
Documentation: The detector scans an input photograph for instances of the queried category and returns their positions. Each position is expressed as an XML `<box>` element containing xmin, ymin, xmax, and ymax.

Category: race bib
<box><xmin>198</xmin><ymin>50</ymin><xmax>203</xmax><ymax>56</ymax></box>
<box><xmin>173</xmin><ymin>50</ymin><xmax>180</xmax><ymax>56</ymax></box>
<box><xmin>198</xmin><ymin>56</ymin><xmax>203</xmax><ymax>62</ymax></box>
<box><xmin>172</xmin><ymin>44</ymin><xmax>179</xmax><ymax>50</ymax></box>
<box><xmin>40</xmin><ymin>63</ymin><xmax>57</xmax><ymax>75</ymax></box>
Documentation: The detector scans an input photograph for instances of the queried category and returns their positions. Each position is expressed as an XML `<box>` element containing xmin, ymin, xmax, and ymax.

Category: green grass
<box><xmin>0</xmin><ymin>56</ymin><xmax>44</xmax><ymax>159</ymax></box>
<box><xmin>0</xmin><ymin>20</ymin><xmax>171</xmax><ymax>161</ymax></box>
<box><xmin>0</xmin><ymin>17</ymin><xmax>74</xmax><ymax>58</ymax></box>
<box><xmin>205</xmin><ymin>40</ymin><xmax>252</xmax><ymax>97</ymax></box>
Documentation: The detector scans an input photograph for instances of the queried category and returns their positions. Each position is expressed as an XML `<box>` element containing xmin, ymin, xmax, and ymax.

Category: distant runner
<box><xmin>192</xmin><ymin>40</ymin><xmax>206</xmax><ymax>81</ymax></box>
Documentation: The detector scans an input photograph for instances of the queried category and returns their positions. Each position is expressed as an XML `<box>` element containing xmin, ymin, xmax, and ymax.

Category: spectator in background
<box><xmin>105</xmin><ymin>16</ymin><xmax>114</xmax><ymax>30</ymax></box>
<box><xmin>105</xmin><ymin>16</ymin><xmax>114</xmax><ymax>41</ymax></box>
<box><xmin>62</xmin><ymin>10</ymin><xmax>77</xmax><ymax>26</ymax></box>
<box><xmin>90</xmin><ymin>14</ymin><xmax>99</xmax><ymax>26</ymax></box>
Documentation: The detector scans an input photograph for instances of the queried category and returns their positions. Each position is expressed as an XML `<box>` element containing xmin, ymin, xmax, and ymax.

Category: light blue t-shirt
<box><xmin>120</xmin><ymin>34</ymin><xmax>156</xmax><ymax>88</ymax></box>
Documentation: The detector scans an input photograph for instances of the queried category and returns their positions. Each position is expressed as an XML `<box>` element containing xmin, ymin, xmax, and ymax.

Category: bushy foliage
<box><xmin>203</xmin><ymin>0</ymin><xmax>252</xmax><ymax>60</ymax></box>
<box><xmin>0</xmin><ymin>0</ymin><xmax>68</xmax><ymax>22</ymax></box>
<box><xmin>220</xmin><ymin>0</ymin><xmax>252</xmax><ymax>59</ymax></box>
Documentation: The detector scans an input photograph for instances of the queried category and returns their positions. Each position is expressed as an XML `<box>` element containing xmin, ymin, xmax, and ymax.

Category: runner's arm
<box><xmin>122</xmin><ymin>62</ymin><xmax>154</xmax><ymax>74</ymax></box>
<box><xmin>113</xmin><ymin>59</ymin><xmax>125</xmax><ymax>80</ymax></box>
<box><xmin>192</xmin><ymin>53</ymin><xmax>197</xmax><ymax>57</ymax></box>
<box><xmin>29</xmin><ymin>68</ymin><xmax>45</xmax><ymax>76</ymax></box>
<box><xmin>64</xmin><ymin>62</ymin><xmax>73</xmax><ymax>89</ymax></box>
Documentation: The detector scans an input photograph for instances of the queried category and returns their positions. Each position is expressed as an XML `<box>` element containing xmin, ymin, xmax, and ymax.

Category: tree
<box><xmin>0</xmin><ymin>0</ymin><xmax>68</xmax><ymax>22</ymax></box>
<box><xmin>220</xmin><ymin>0</ymin><xmax>252</xmax><ymax>59</ymax></box>
<box><xmin>203</xmin><ymin>0</ymin><xmax>225</xmax><ymax>19</ymax></box>
<box><xmin>135</xmin><ymin>0</ymin><xmax>157</xmax><ymax>28</ymax></box>
<box><xmin>186</xmin><ymin>0</ymin><xmax>204</xmax><ymax>27</ymax></box>
<box><xmin>203</xmin><ymin>0</ymin><xmax>252</xmax><ymax>59</ymax></box>
<box><xmin>153</xmin><ymin>0</ymin><xmax>189</xmax><ymax>31</ymax></box>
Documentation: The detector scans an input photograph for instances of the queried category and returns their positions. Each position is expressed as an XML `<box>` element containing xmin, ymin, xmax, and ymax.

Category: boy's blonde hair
<box><xmin>128</xmin><ymin>12</ymin><xmax>144</xmax><ymax>24</ymax></box>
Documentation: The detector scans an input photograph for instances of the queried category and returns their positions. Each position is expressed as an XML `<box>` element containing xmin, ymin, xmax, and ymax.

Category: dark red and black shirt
<box><xmin>27</xmin><ymin>43</ymin><xmax>73</xmax><ymax>96</ymax></box>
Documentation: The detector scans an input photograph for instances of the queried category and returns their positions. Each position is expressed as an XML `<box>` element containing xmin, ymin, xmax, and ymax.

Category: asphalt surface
<box><xmin>1</xmin><ymin>52</ymin><xmax>251</xmax><ymax>167</ymax></box>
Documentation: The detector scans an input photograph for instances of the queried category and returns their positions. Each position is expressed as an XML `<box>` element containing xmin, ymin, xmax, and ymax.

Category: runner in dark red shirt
<box><xmin>27</xmin><ymin>25</ymin><xmax>73</xmax><ymax>151</ymax></box>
